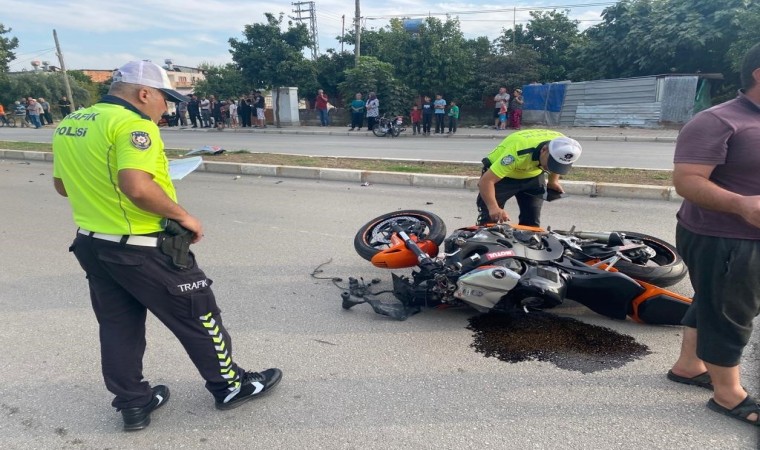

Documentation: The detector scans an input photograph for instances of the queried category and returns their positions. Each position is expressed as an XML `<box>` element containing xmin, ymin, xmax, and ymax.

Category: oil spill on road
<box><xmin>467</xmin><ymin>311</ymin><xmax>650</xmax><ymax>373</ymax></box>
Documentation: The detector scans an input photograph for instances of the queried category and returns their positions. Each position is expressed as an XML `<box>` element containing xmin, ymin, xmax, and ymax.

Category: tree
<box><xmin>229</xmin><ymin>13</ymin><xmax>315</xmax><ymax>126</ymax></box>
<box><xmin>192</xmin><ymin>63</ymin><xmax>249</xmax><ymax>99</ymax></box>
<box><xmin>338</xmin><ymin>56</ymin><xmax>412</xmax><ymax>116</ymax></box>
<box><xmin>574</xmin><ymin>0</ymin><xmax>755</xmax><ymax>83</ymax></box>
<box><xmin>0</xmin><ymin>24</ymin><xmax>19</xmax><ymax>74</ymax></box>
<box><xmin>1</xmin><ymin>72</ymin><xmax>92</xmax><ymax>113</ymax></box>
<box><xmin>497</xmin><ymin>10</ymin><xmax>583</xmax><ymax>82</ymax></box>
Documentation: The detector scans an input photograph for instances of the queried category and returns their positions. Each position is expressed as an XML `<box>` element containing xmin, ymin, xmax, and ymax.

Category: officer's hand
<box><xmin>489</xmin><ymin>208</ymin><xmax>510</xmax><ymax>223</ymax></box>
<box><xmin>178</xmin><ymin>215</ymin><xmax>204</xmax><ymax>243</ymax></box>
<box><xmin>547</xmin><ymin>180</ymin><xmax>564</xmax><ymax>193</ymax></box>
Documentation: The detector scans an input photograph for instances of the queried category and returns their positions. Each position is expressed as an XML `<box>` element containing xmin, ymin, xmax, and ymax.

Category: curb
<box><xmin>163</xmin><ymin>127</ymin><xmax>678</xmax><ymax>143</ymax></box>
<box><xmin>1</xmin><ymin>149</ymin><xmax>679</xmax><ymax>202</ymax></box>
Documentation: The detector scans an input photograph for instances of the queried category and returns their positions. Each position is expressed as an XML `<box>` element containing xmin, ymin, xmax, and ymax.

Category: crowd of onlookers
<box><xmin>316</xmin><ymin>86</ymin><xmax>524</xmax><ymax>135</ymax></box>
<box><xmin>161</xmin><ymin>92</ymin><xmax>267</xmax><ymax>130</ymax></box>
<box><xmin>0</xmin><ymin>96</ymin><xmax>73</xmax><ymax>128</ymax></box>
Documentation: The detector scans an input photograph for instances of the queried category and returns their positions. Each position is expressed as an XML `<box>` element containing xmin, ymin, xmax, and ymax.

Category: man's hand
<box><xmin>177</xmin><ymin>214</ymin><xmax>204</xmax><ymax>244</ymax></box>
<box><xmin>489</xmin><ymin>207</ymin><xmax>510</xmax><ymax>223</ymax></box>
<box><xmin>737</xmin><ymin>195</ymin><xmax>760</xmax><ymax>229</ymax></box>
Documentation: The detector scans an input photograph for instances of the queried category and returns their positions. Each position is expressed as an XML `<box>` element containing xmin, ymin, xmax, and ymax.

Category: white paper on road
<box><xmin>169</xmin><ymin>156</ymin><xmax>203</xmax><ymax>180</ymax></box>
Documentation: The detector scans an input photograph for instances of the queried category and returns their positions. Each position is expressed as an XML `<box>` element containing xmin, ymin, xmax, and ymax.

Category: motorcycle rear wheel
<box><xmin>612</xmin><ymin>231</ymin><xmax>687</xmax><ymax>287</ymax></box>
<box><xmin>354</xmin><ymin>210</ymin><xmax>447</xmax><ymax>261</ymax></box>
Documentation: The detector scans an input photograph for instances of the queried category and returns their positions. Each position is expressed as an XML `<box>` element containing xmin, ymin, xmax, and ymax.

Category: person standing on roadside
<box><xmin>447</xmin><ymin>100</ymin><xmax>459</xmax><ymax>134</ymax></box>
<box><xmin>508</xmin><ymin>89</ymin><xmax>524</xmax><ymax>129</ymax></box>
<box><xmin>314</xmin><ymin>89</ymin><xmax>330</xmax><ymax>127</ymax></box>
<box><xmin>349</xmin><ymin>93</ymin><xmax>364</xmax><ymax>131</ymax></box>
<box><xmin>666</xmin><ymin>42</ymin><xmax>760</xmax><ymax>428</ymax></box>
<box><xmin>58</xmin><ymin>96</ymin><xmax>72</xmax><ymax>118</ymax></box>
<box><xmin>187</xmin><ymin>94</ymin><xmax>201</xmax><ymax>128</ymax></box>
<box><xmin>433</xmin><ymin>94</ymin><xmax>446</xmax><ymax>134</ymax></box>
<box><xmin>39</xmin><ymin>98</ymin><xmax>53</xmax><ymax>125</ymax></box>
<box><xmin>365</xmin><ymin>92</ymin><xmax>379</xmax><ymax>132</ymax></box>
<box><xmin>421</xmin><ymin>95</ymin><xmax>433</xmax><ymax>136</ymax></box>
<box><xmin>493</xmin><ymin>87</ymin><xmax>509</xmax><ymax>129</ymax></box>
<box><xmin>51</xmin><ymin>60</ymin><xmax>282</xmax><ymax>432</ymax></box>
<box><xmin>27</xmin><ymin>98</ymin><xmax>43</xmax><ymax>128</ymax></box>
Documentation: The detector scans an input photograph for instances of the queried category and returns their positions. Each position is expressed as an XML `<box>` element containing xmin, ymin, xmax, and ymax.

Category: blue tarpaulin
<box><xmin>522</xmin><ymin>84</ymin><xmax>567</xmax><ymax>126</ymax></box>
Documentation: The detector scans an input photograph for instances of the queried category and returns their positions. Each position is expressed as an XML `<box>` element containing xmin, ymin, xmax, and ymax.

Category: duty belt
<box><xmin>78</xmin><ymin>228</ymin><xmax>159</xmax><ymax>247</ymax></box>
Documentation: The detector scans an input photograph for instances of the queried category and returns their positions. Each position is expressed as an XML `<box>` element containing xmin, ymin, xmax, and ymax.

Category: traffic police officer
<box><xmin>477</xmin><ymin>129</ymin><xmax>582</xmax><ymax>226</ymax></box>
<box><xmin>52</xmin><ymin>61</ymin><xmax>282</xmax><ymax>431</ymax></box>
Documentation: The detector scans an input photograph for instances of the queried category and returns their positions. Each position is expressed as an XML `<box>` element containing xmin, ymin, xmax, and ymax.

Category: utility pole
<box><xmin>341</xmin><ymin>15</ymin><xmax>345</xmax><ymax>53</ymax></box>
<box><xmin>354</xmin><ymin>0</ymin><xmax>361</xmax><ymax>65</ymax></box>
<box><xmin>290</xmin><ymin>1</ymin><xmax>319</xmax><ymax>59</ymax></box>
<box><xmin>53</xmin><ymin>30</ymin><xmax>74</xmax><ymax>110</ymax></box>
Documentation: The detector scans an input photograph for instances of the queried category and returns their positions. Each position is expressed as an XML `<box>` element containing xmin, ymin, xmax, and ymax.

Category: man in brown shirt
<box><xmin>667</xmin><ymin>42</ymin><xmax>760</xmax><ymax>427</ymax></box>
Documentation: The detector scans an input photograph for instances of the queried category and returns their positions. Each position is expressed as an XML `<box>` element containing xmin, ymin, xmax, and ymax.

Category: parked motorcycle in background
<box><xmin>373</xmin><ymin>115</ymin><xmax>406</xmax><ymax>137</ymax></box>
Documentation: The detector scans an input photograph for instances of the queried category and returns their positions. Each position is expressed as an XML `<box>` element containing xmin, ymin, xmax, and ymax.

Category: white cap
<box><xmin>547</xmin><ymin>137</ymin><xmax>582</xmax><ymax>175</ymax></box>
<box><xmin>112</xmin><ymin>60</ymin><xmax>188</xmax><ymax>103</ymax></box>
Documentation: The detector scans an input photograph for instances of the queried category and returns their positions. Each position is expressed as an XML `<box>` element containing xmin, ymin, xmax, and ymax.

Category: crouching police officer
<box><xmin>477</xmin><ymin>129</ymin><xmax>582</xmax><ymax>226</ymax></box>
<box><xmin>52</xmin><ymin>61</ymin><xmax>282</xmax><ymax>431</ymax></box>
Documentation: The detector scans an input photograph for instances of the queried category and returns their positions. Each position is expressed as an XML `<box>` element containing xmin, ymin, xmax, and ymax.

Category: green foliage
<box><xmin>573</xmin><ymin>0</ymin><xmax>754</xmax><ymax>82</ymax></box>
<box><xmin>192</xmin><ymin>63</ymin><xmax>249</xmax><ymax>99</ymax></box>
<box><xmin>498</xmin><ymin>11</ymin><xmax>583</xmax><ymax>82</ymax></box>
<box><xmin>229</xmin><ymin>13</ymin><xmax>315</xmax><ymax>90</ymax></box>
<box><xmin>338</xmin><ymin>56</ymin><xmax>412</xmax><ymax>116</ymax></box>
<box><xmin>229</xmin><ymin>13</ymin><xmax>316</xmax><ymax>125</ymax></box>
<box><xmin>0</xmin><ymin>24</ymin><xmax>19</xmax><ymax>73</ymax></box>
<box><xmin>1</xmin><ymin>72</ymin><xmax>93</xmax><ymax>112</ymax></box>
<box><xmin>313</xmin><ymin>50</ymin><xmax>354</xmax><ymax>101</ymax></box>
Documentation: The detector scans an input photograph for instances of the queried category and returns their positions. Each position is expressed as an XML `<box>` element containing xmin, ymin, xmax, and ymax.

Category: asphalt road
<box><xmin>0</xmin><ymin>127</ymin><xmax>677</xmax><ymax>169</ymax></box>
<box><xmin>1</xmin><ymin>160</ymin><xmax>756</xmax><ymax>449</ymax></box>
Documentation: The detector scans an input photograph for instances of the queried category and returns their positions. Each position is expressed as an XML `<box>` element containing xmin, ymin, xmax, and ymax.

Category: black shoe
<box><xmin>120</xmin><ymin>385</ymin><xmax>170</xmax><ymax>431</ymax></box>
<box><xmin>215</xmin><ymin>368</ymin><xmax>282</xmax><ymax>411</ymax></box>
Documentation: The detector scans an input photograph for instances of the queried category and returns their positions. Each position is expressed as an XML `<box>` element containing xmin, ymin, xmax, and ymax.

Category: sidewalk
<box><xmin>165</xmin><ymin>124</ymin><xmax>680</xmax><ymax>143</ymax></box>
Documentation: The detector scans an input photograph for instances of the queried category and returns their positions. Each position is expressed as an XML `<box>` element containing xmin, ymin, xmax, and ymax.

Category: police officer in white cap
<box><xmin>477</xmin><ymin>129</ymin><xmax>582</xmax><ymax>226</ymax></box>
<box><xmin>52</xmin><ymin>60</ymin><xmax>282</xmax><ymax>431</ymax></box>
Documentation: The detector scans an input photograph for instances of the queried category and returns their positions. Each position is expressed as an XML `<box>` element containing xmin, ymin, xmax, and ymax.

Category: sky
<box><xmin>4</xmin><ymin>0</ymin><xmax>613</xmax><ymax>72</ymax></box>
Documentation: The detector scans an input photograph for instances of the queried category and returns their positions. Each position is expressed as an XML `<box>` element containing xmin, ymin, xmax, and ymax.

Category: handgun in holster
<box><xmin>160</xmin><ymin>218</ymin><xmax>193</xmax><ymax>269</ymax></box>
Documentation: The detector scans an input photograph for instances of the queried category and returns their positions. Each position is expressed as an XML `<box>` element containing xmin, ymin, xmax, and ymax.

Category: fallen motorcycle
<box><xmin>345</xmin><ymin>210</ymin><xmax>691</xmax><ymax>324</ymax></box>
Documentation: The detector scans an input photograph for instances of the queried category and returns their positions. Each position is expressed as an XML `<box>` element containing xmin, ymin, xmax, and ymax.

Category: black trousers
<box><xmin>448</xmin><ymin>117</ymin><xmax>458</xmax><ymax>133</ymax></box>
<box><xmin>367</xmin><ymin>116</ymin><xmax>376</xmax><ymax>131</ymax></box>
<box><xmin>351</xmin><ymin>112</ymin><xmax>363</xmax><ymax>129</ymax></box>
<box><xmin>189</xmin><ymin>110</ymin><xmax>201</xmax><ymax>127</ymax></box>
<box><xmin>70</xmin><ymin>234</ymin><xmax>245</xmax><ymax>409</ymax></box>
<box><xmin>434</xmin><ymin>114</ymin><xmax>445</xmax><ymax>133</ymax></box>
<box><xmin>422</xmin><ymin>114</ymin><xmax>432</xmax><ymax>133</ymax></box>
<box><xmin>476</xmin><ymin>173</ymin><xmax>545</xmax><ymax>226</ymax></box>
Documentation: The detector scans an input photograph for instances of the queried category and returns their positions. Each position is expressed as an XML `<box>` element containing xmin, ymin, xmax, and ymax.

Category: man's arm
<box><xmin>118</xmin><ymin>169</ymin><xmax>204</xmax><ymax>242</ymax></box>
<box><xmin>53</xmin><ymin>177</ymin><xmax>67</xmax><ymax>197</ymax></box>
<box><xmin>674</xmin><ymin>163</ymin><xmax>760</xmax><ymax>229</ymax></box>
<box><xmin>478</xmin><ymin>169</ymin><xmax>510</xmax><ymax>222</ymax></box>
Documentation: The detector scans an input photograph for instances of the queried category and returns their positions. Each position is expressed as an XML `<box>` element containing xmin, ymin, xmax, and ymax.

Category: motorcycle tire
<box><xmin>391</xmin><ymin>126</ymin><xmax>401</xmax><ymax>137</ymax></box>
<box><xmin>372</xmin><ymin>125</ymin><xmax>388</xmax><ymax>137</ymax></box>
<box><xmin>354</xmin><ymin>210</ymin><xmax>447</xmax><ymax>262</ymax></box>
<box><xmin>612</xmin><ymin>231</ymin><xmax>687</xmax><ymax>287</ymax></box>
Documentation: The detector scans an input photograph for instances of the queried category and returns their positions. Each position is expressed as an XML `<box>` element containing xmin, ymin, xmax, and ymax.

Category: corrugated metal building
<box><xmin>523</xmin><ymin>74</ymin><xmax>721</xmax><ymax>128</ymax></box>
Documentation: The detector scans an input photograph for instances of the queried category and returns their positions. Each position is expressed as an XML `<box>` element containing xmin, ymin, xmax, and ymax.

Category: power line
<box><xmin>365</xmin><ymin>2</ymin><xmax>616</xmax><ymax>20</ymax></box>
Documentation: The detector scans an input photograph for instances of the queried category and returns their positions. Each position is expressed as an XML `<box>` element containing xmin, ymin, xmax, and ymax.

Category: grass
<box><xmin>1</xmin><ymin>140</ymin><xmax>673</xmax><ymax>186</ymax></box>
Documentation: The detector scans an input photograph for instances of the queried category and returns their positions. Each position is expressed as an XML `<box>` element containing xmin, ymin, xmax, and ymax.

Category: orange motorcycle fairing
<box><xmin>586</xmin><ymin>259</ymin><xmax>692</xmax><ymax>325</ymax></box>
<box><xmin>370</xmin><ymin>235</ymin><xmax>440</xmax><ymax>269</ymax></box>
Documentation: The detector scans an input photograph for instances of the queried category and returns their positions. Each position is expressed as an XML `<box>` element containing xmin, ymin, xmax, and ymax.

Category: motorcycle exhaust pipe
<box><xmin>555</xmin><ymin>230</ymin><xmax>624</xmax><ymax>244</ymax></box>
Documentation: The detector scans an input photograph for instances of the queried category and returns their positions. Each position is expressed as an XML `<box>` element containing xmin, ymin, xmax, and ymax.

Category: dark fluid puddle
<box><xmin>467</xmin><ymin>311</ymin><xmax>651</xmax><ymax>373</ymax></box>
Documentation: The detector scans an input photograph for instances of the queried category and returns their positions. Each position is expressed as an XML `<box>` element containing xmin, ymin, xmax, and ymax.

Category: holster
<box><xmin>159</xmin><ymin>219</ymin><xmax>192</xmax><ymax>269</ymax></box>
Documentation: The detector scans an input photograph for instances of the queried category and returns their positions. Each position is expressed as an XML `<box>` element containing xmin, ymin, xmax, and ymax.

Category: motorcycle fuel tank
<box><xmin>453</xmin><ymin>266</ymin><xmax>521</xmax><ymax>312</ymax></box>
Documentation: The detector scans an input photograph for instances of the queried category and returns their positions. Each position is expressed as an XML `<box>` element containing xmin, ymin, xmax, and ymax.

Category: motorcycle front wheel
<box><xmin>612</xmin><ymin>232</ymin><xmax>687</xmax><ymax>287</ymax></box>
<box><xmin>372</xmin><ymin>123</ymin><xmax>388</xmax><ymax>137</ymax></box>
<box><xmin>354</xmin><ymin>210</ymin><xmax>447</xmax><ymax>261</ymax></box>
